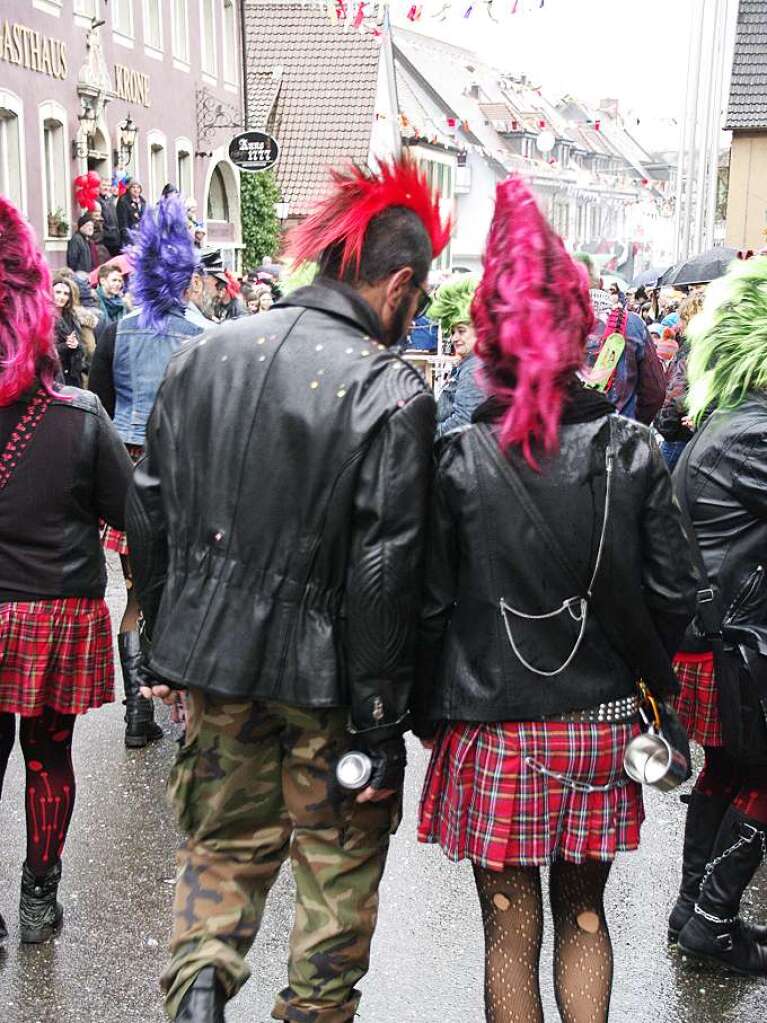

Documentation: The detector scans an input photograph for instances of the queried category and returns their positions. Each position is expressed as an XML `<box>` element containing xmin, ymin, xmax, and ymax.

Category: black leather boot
<box><xmin>19</xmin><ymin>861</ymin><xmax>64</xmax><ymax>944</ymax></box>
<box><xmin>0</xmin><ymin>909</ymin><xmax>7</xmax><ymax>943</ymax></box>
<box><xmin>119</xmin><ymin>630</ymin><xmax>163</xmax><ymax>749</ymax></box>
<box><xmin>678</xmin><ymin>807</ymin><xmax>767</xmax><ymax>975</ymax></box>
<box><xmin>176</xmin><ymin>966</ymin><xmax>226</xmax><ymax>1022</ymax></box>
<box><xmin>669</xmin><ymin>790</ymin><xmax>730</xmax><ymax>942</ymax></box>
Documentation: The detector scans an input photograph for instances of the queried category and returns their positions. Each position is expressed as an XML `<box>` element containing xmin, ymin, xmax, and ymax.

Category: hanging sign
<box><xmin>228</xmin><ymin>131</ymin><xmax>280</xmax><ymax>173</ymax></box>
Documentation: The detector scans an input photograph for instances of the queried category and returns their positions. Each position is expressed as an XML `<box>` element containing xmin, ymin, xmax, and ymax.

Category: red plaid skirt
<box><xmin>100</xmin><ymin>443</ymin><xmax>142</xmax><ymax>556</ymax></box>
<box><xmin>418</xmin><ymin>719</ymin><xmax>644</xmax><ymax>869</ymax></box>
<box><xmin>0</xmin><ymin>598</ymin><xmax>115</xmax><ymax>716</ymax></box>
<box><xmin>673</xmin><ymin>651</ymin><xmax>723</xmax><ymax>747</ymax></box>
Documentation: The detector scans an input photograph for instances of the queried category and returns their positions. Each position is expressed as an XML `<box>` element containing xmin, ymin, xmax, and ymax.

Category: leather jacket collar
<box><xmin>278</xmin><ymin>279</ymin><xmax>385</xmax><ymax>341</ymax></box>
<box><xmin>473</xmin><ymin>379</ymin><xmax>614</xmax><ymax>427</ymax></box>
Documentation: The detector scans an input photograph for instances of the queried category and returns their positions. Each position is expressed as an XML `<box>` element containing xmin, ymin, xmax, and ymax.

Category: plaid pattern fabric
<box><xmin>418</xmin><ymin>719</ymin><xmax>644</xmax><ymax>869</ymax></box>
<box><xmin>0</xmin><ymin>598</ymin><xmax>115</xmax><ymax>716</ymax></box>
<box><xmin>673</xmin><ymin>652</ymin><xmax>723</xmax><ymax>747</ymax></box>
<box><xmin>100</xmin><ymin>443</ymin><xmax>142</xmax><ymax>556</ymax></box>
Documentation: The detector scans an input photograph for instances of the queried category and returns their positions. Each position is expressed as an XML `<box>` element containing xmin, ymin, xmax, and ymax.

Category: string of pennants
<box><xmin>318</xmin><ymin>0</ymin><xmax>546</xmax><ymax>32</ymax></box>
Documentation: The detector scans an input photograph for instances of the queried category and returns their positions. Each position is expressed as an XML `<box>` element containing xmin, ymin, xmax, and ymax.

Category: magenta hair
<box><xmin>472</xmin><ymin>176</ymin><xmax>593</xmax><ymax>468</ymax></box>
<box><xmin>0</xmin><ymin>197</ymin><xmax>58</xmax><ymax>405</ymax></box>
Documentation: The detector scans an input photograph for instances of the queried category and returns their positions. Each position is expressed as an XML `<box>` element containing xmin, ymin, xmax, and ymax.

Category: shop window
<box><xmin>112</xmin><ymin>0</ymin><xmax>134</xmax><ymax>38</ymax></box>
<box><xmin>200</xmin><ymin>0</ymin><xmax>218</xmax><ymax>77</ymax></box>
<box><xmin>172</xmin><ymin>0</ymin><xmax>190</xmax><ymax>62</ymax></box>
<box><xmin>222</xmin><ymin>0</ymin><xmax>237</xmax><ymax>84</ymax></box>
<box><xmin>42</xmin><ymin>113</ymin><xmax>68</xmax><ymax>234</ymax></box>
<box><xmin>207</xmin><ymin>165</ymin><xmax>229</xmax><ymax>221</ymax></box>
<box><xmin>0</xmin><ymin>105</ymin><xmax>23</xmax><ymax>212</ymax></box>
<box><xmin>144</xmin><ymin>0</ymin><xmax>163</xmax><ymax>49</ymax></box>
<box><xmin>176</xmin><ymin>143</ymin><xmax>193</xmax><ymax>197</ymax></box>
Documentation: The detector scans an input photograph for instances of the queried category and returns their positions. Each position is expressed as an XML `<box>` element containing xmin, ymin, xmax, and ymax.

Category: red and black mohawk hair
<box><xmin>288</xmin><ymin>156</ymin><xmax>452</xmax><ymax>278</ymax></box>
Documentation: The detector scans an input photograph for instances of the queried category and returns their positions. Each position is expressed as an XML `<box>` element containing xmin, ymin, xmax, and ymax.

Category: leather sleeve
<box><xmin>635</xmin><ymin>326</ymin><xmax>666</xmax><ymax>425</ymax></box>
<box><xmin>412</xmin><ymin>441</ymin><xmax>460</xmax><ymax>737</ymax></box>
<box><xmin>93</xmin><ymin>401</ymin><xmax>134</xmax><ymax>530</ymax></box>
<box><xmin>732</xmin><ymin>430</ymin><xmax>767</xmax><ymax>522</ymax></box>
<box><xmin>125</xmin><ymin>391</ymin><xmax>170</xmax><ymax>637</ymax></box>
<box><xmin>345</xmin><ymin>389</ymin><xmax>436</xmax><ymax>738</ymax></box>
<box><xmin>88</xmin><ymin>321</ymin><xmax>117</xmax><ymax>419</ymax></box>
<box><xmin>641</xmin><ymin>435</ymin><xmax>698</xmax><ymax>652</ymax></box>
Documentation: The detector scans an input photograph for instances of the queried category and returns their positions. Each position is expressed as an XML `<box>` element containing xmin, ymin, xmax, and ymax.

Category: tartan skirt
<box><xmin>100</xmin><ymin>443</ymin><xmax>142</xmax><ymax>556</ymax></box>
<box><xmin>673</xmin><ymin>651</ymin><xmax>722</xmax><ymax>748</ymax></box>
<box><xmin>418</xmin><ymin>719</ymin><xmax>644</xmax><ymax>870</ymax></box>
<box><xmin>0</xmin><ymin>598</ymin><xmax>115</xmax><ymax>716</ymax></box>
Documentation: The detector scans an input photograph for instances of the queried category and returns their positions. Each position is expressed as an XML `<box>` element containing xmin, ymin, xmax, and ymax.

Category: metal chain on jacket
<box><xmin>499</xmin><ymin>437</ymin><xmax>615</xmax><ymax>678</ymax></box>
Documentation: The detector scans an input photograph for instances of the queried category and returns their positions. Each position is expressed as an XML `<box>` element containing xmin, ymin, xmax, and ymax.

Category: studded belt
<box><xmin>540</xmin><ymin>694</ymin><xmax>641</xmax><ymax>724</ymax></box>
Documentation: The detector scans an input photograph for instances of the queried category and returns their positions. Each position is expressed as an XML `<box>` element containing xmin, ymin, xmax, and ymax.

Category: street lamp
<box><xmin>274</xmin><ymin>201</ymin><xmax>290</xmax><ymax>221</ymax></box>
<box><xmin>71</xmin><ymin>94</ymin><xmax>98</xmax><ymax>161</ymax></box>
<box><xmin>118</xmin><ymin>113</ymin><xmax>138</xmax><ymax>170</ymax></box>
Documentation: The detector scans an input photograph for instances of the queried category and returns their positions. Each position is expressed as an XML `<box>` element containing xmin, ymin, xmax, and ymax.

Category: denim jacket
<box><xmin>436</xmin><ymin>353</ymin><xmax>485</xmax><ymax>437</ymax></box>
<box><xmin>112</xmin><ymin>308</ymin><xmax>203</xmax><ymax>445</ymax></box>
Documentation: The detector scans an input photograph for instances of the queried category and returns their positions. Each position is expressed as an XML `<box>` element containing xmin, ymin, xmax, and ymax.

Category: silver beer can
<box><xmin>336</xmin><ymin>751</ymin><xmax>373</xmax><ymax>791</ymax></box>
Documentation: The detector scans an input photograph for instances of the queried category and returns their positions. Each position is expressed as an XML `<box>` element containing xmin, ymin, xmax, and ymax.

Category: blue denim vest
<box><xmin>112</xmin><ymin>308</ymin><xmax>203</xmax><ymax>445</ymax></box>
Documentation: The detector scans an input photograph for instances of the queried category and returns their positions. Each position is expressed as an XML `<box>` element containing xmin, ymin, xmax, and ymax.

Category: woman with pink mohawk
<box><xmin>415</xmin><ymin>177</ymin><xmax>697</xmax><ymax>1022</ymax></box>
<box><xmin>0</xmin><ymin>197</ymin><xmax>132</xmax><ymax>945</ymax></box>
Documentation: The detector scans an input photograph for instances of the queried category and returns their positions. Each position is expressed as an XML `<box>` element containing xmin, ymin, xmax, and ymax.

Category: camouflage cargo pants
<box><xmin>162</xmin><ymin>690</ymin><xmax>398</xmax><ymax>1022</ymax></box>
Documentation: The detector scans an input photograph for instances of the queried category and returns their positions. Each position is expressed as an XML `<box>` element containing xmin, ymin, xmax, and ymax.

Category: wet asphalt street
<box><xmin>2</xmin><ymin>556</ymin><xmax>767</xmax><ymax>1023</ymax></box>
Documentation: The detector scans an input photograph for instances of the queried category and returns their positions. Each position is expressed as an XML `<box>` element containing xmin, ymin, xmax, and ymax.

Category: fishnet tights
<box><xmin>473</xmin><ymin>860</ymin><xmax>613</xmax><ymax>1023</ymax></box>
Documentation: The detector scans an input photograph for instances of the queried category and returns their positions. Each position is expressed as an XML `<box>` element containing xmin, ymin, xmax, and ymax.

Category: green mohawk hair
<box><xmin>427</xmin><ymin>276</ymin><xmax>478</xmax><ymax>335</ymax></box>
<box><xmin>687</xmin><ymin>255</ymin><xmax>767</xmax><ymax>424</ymax></box>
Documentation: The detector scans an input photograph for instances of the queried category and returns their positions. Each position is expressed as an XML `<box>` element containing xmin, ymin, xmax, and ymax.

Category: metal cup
<box><xmin>623</xmin><ymin>729</ymin><xmax>688</xmax><ymax>792</ymax></box>
<box><xmin>336</xmin><ymin>751</ymin><xmax>373</xmax><ymax>791</ymax></box>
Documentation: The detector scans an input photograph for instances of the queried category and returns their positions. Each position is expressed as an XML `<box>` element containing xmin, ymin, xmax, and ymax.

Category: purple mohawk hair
<box><xmin>128</xmin><ymin>195</ymin><xmax>197</xmax><ymax>331</ymax></box>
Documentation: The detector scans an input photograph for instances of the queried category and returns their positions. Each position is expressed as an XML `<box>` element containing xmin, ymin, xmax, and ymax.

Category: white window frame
<box><xmin>203</xmin><ymin>154</ymin><xmax>240</xmax><ymax>227</ymax></box>
<box><xmin>0</xmin><ymin>90</ymin><xmax>27</xmax><ymax>216</ymax></box>
<box><xmin>143</xmin><ymin>0</ymin><xmax>164</xmax><ymax>55</ymax></box>
<box><xmin>221</xmin><ymin>0</ymin><xmax>238</xmax><ymax>87</ymax></box>
<box><xmin>171</xmin><ymin>0</ymin><xmax>191</xmax><ymax>68</ymax></box>
<box><xmin>147</xmin><ymin>129</ymin><xmax>168</xmax><ymax>202</ymax></box>
<box><xmin>33</xmin><ymin>0</ymin><xmax>62</xmax><ymax>17</ymax></box>
<box><xmin>175</xmin><ymin>137</ymin><xmax>194</xmax><ymax>197</ymax></box>
<box><xmin>39</xmin><ymin>101</ymin><xmax>70</xmax><ymax>239</ymax></box>
<box><xmin>200</xmin><ymin>0</ymin><xmax>218</xmax><ymax>81</ymax></box>
<box><xmin>73</xmin><ymin>0</ymin><xmax>98</xmax><ymax>20</ymax></box>
<box><xmin>112</xmin><ymin>0</ymin><xmax>135</xmax><ymax>47</ymax></box>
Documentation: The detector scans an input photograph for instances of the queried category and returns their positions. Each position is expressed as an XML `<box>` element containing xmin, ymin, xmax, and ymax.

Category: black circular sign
<box><xmin>228</xmin><ymin>131</ymin><xmax>280</xmax><ymax>173</ymax></box>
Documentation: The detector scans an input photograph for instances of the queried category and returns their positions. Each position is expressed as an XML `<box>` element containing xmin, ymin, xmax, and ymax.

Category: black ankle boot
<box><xmin>176</xmin><ymin>966</ymin><xmax>226</xmax><ymax>1022</ymax></box>
<box><xmin>678</xmin><ymin>807</ymin><xmax>767</xmax><ymax>975</ymax></box>
<box><xmin>119</xmin><ymin>630</ymin><xmax>163</xmax><ymax>749</ymax></box>
<box><xmin>0</xmin><ymin>909</ymin><xmax>7</xmax><ymax>943</ymax></box>
<box><xmin>19</xmin><ymin>861</ymin><xmax>64</xmax><ymax>944</ymax></box>
<box><xmin>669</xmin><ymin>790</ymin><xmax>730</xmax><ymax>942</ymax></box>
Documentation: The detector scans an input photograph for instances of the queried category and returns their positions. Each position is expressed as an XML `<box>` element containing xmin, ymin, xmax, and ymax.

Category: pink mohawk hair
<box><xmin>288</xmin><ymin>156</ymin><xmax>452</xmax><ymax>277</ymax></box>
<box><xmin>0</xmin><ymin>197</ymin><xmax>58</xmax><ymax>406</ymax></box>
<box><xmin>472</xmin><ymin>177</ymin><xmax>592</xmax><ymax>468</ymax></box>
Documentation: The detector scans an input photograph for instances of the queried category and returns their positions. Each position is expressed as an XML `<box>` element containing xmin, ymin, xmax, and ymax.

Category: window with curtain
<box><xmin>172</xmin><ymin>0</ymin><xmax>190</xmax><ymax>61</ymax></box>
<box><xmin>177</xmin><ymin>148</ymin><xmax>193</xmax><ymax>197</ymax></box>
<box><xmin>43</xmin><ymin>117</ymin><xmax>67</xmax><ymax>230</ymax></box>
<box><xmin>207</xmin><ymin>165</ymin><xmax>229</xmax><ymax>220</ymax></box>
<box><xmin>222</xmin><ymin>0</ymin><xmax>237</xmax><ymax>83</ymax></box>
<box><xmin>0</xmin><ymin>109</ymin><xmax>23</xmax><ymax>211</ymax></box>
<box><xmin>144</xmin><ymin>0</ymin><xmax>163</xmax><ymax>48</ymax></box>
<box><xmin>112</xmin><ymin>0</ymin><xmax>134</xmax><ymax>36</ymax></box>
<box><xmin>200</xmin><ymin>0</ymin><xmax>217</xmax><ymax>76</ymax></box>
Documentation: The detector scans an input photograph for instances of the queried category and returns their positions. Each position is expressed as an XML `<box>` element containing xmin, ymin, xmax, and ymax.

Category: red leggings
<box><xmin>695</xmin><ymin>746</ymin><xmax>767</xmax><ymax>825</ymax></box>
<box><xmin>0</xmin><ymin>708</ymin><xmax>77</xmax><ymax>877</ymax></box>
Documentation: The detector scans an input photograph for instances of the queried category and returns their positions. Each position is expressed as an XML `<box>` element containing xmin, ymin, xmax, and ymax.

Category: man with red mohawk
<box><xmin>127</xmin><ymin>157</ymin><xmax>451</xmax><ymax>1023</ymax></box>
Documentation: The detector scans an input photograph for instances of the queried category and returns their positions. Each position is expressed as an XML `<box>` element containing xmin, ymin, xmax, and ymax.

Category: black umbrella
<box><xmin>660</xmin><ymin>247</ymin><xmax>738</xmax><ymax>287</ymax></box>
<box><xmin>632</xmin><ymin>265</ymin><xmax>669</xmax><ymax>288</ymax></box>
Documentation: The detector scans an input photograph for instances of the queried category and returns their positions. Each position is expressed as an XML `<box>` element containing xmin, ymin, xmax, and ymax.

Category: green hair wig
<box><xmin>687</xmin><ymin>255</ymin><xmax>767</xmax><ymax>424</ymax></box>
<box><xmin>427</xmin><ymin>276</ymin><xmax>478</xmax><ymax>334</ymax></box>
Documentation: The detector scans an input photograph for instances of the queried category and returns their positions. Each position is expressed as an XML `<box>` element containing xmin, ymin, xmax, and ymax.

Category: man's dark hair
<box><xmin>317</xmin><ymin>207</ymin><xmax>432</xmax><ymax>287</ymax></box>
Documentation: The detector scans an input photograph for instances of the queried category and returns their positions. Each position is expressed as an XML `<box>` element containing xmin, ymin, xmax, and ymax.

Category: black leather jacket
<box><xmin>674</xmin><ymin>395</ymin><xmax>767</xmax><ymax>654</ymax></box>
<box><xmin>414</xmin><ymin>391</ymin><xmax>697</xmax><ymax>730</ymax></box>
<box><xmin>0</xmin><ymin>387</ymin><xmax>132</xmax><ymax>601</ymax></box>
<box><xmin>127</xmin><ymin>281</ymin><xmax>436</xmax><ymax>737</ymax></box>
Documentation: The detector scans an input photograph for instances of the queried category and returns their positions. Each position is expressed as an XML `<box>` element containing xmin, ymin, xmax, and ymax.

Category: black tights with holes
<box><xmin>473</xmin><ymin>860</ymin><xmax>613</xmax><ymax>1023</ymax></box>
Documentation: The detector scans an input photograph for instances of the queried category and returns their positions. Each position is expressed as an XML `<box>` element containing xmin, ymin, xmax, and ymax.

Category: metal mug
<box><xmin>623</xmin><ymin>728</ymin><xmax>688</xmax><ymax>791</ymax></box>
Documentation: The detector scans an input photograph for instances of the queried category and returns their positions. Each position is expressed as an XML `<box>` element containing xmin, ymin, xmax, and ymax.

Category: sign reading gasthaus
<box><xmin>0</xmin><ymin>19</ymin><xmax>68</xmax><ymax>79</ymax></box>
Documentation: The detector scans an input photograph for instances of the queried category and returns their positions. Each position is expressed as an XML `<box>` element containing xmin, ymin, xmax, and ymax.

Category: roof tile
<box><xmin>726</xmin><ymin>0</ymin><xmax>767</xmax><ymax>129</ymax></box>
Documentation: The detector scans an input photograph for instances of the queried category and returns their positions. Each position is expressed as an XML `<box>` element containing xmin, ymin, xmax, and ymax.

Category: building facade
<box><xmin>0</xmin><ymin>0</ymin><xmax>244</xmax><ymax>267</ymax></box>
